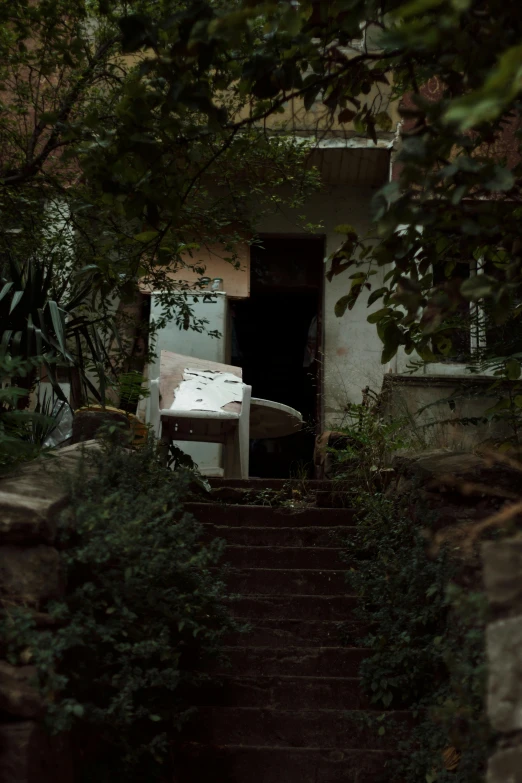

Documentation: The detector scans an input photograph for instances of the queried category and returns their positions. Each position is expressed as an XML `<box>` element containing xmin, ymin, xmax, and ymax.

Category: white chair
<box><xmin>147</xmin><ymin>351</ymin><xmax>251</xmax><ymax>479</ymax></box>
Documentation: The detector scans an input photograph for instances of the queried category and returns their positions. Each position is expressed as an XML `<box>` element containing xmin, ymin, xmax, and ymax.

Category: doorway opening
<box><xmin>231</xmin><ymin>235</ymin><xmax>324</xmax><ymax>478</ymax></box>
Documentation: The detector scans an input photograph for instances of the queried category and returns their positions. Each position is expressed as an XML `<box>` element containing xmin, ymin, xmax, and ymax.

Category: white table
<box><xmin>249</xmin><ymin>398</ymin><xmax>303</xmax><ymax>439</ymax></box>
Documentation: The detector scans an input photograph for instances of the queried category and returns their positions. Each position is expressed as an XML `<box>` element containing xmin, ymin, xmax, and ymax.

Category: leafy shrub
<box><xmin>345</xmin><ymin>492</ymin><xmax>493</xmax><ymax>782</ymax></box>
<box><xmin>1</xmin><ymin>437</ymin><xmax>238</xmax><ymax>782</ymax></box>
<box><xmin>327</xmin><ymin>391</ymin><xmax>417</xmax><ymax>491</ymax></box>
<box><xmin>0</xmin><ymin>354</ymin><xmax>60</xmax><ymax>473</ymax></box>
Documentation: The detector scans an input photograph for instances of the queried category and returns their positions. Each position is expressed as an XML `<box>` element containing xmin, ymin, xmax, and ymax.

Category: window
<box><xmin>432</xmin><ymin>254</ymin><xmax>522</xmax><ymax>364</ymax></box>
<box><xmin>431</xmin><ymin>260</ymin><xmax>472</xmax><ymax>363</ymax></box>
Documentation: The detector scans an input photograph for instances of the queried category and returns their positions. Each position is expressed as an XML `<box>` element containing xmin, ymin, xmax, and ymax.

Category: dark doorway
<box><xmin>231</xmin><ymin>235</ymin><xmax>324</xmax><ymax>478</ymax></box>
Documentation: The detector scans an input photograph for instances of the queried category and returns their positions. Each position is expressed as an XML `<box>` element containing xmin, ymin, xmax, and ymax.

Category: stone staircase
<box><xmin>175</xmin><ymin>479</ymin><xmax>399</xmax><ymax>783</ymax></box>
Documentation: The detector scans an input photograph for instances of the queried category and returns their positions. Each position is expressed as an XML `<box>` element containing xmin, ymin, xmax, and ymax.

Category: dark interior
<box><xmin>231</xmin><ymin>235</ymin><xmax>324</xmax><ymax>478</ymax></box>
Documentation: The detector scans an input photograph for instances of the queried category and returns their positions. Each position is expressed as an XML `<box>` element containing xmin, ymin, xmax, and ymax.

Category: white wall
<box><xmin>256</xmin><ymin>184</ymin><xmax>388</xmax><ymax>429</ymax></box>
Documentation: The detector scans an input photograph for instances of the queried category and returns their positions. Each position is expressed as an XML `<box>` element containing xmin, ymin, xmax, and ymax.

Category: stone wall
<box><xmin>0</xmin><ymin>443</ymin><xmax>96</xmax><ymax>783</ymax></box>
<box><xmin>381</xmin><ymin>374</ymin><xmax>512</xmax><ymax>452</ymax></box>
<box><xmin>483</xmin><ymin>536</ymin><xmax>522</xmax><ymax>783</ymax></box>
<box><xmin>394</xmin><ymin>450</ymin><xmax>522</xmax><ymax>781</ymax></box>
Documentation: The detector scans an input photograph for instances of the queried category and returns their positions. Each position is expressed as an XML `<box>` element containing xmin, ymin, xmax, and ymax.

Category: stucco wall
<box><xmin>145</xmin><ymin>242</ymin><xmax>251</xmax><ymax>300</ymax></box>
<box><xmin>255</xmin><ymin>184</ymin><xmax>389</xmax><ymax>427</ymax></box>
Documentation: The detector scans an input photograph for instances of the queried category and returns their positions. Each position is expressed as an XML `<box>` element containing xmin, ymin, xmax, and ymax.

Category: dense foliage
<box><xmin>4</xmin><ymin>0</ymin><xmax>522</xmax><ymax>409</ymax></box>
<box><xmin>115</xmin><ymin>0</ymin><xmax>522</xmax><ymax>338</ymax></box>
<box><xmin>345</xmin><ymin>492</ymin><xmax>491</xmax><ymax>782</ymax></box>
<box><xmin>324</xmin><ymin>401</ymin><xmax>493</xmax><ymax>781</ymax></box>
<box><xmin>0</xmin><ymin>354</ymin><xmax>61</xmax><ymax>471</ymax></box>
<box><xmin>326</xmin><ymin>388</ymin><xmax>421</xmax><ymax>490</ymax></box>
<box><xmin>0</xmin><ymin>0</ymin><xmax>321</xmax><ymax>402</ymax></box>
<box><xmin>1</xmin><ymin>437</ymin><xmax>238</xmax><ymax>781</ymax></box>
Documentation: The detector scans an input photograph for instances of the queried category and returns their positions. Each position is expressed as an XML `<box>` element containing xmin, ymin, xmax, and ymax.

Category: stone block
<box><xmin>487</xmin><ymin>615</ymin><xmax>522</xmax><ymax>732</ymax></box>
<box><xmin>0</xmin><ymin>441</ymin><xmax>101</xmax><ymax>548</ymax></box>
<box><xmin>0</xmin><ymin>491</ymin><xmax>65</xmax><ymax>545</ymax></box>
<box><xmin>0</xmin><ymin>660</ymin><xmax>43</xmax><ymax>718</ymax></box>
<box><xmin>487</xmin><ymin>745</ymin><xmax>522</xmax><ymax>783</ymax></box>
<box><xmin>0</xmin><ymin>546</ymin><xmax>63</xmax><ymax>609</ymax></box>
<box><xmin>71</xmin><ymin>410</ymin><xmax>130</xmax><ymax>444</ymax></box>
<box><xmin>483</xmin><ymin>538</ymin><xmax>522</xmax><ymax>609</ymax></box>
<box><xmin>0</xmin><ymin>721</ymin><xmax>73</xmax><ymax>783</ymax></box>
<box><xmin>394</xmin><ymin>450</ymin><xmax>522</xmax><ymax>495</ymax></box>
<box><xmin>0</xmin><ymin>721</ymin><xmax>41</xmax><ymax>783</ymax></box>
<box><xmin>0</xmin><ymin>441</ymin><xmax>99</xmax><ymax>506</ymax></box>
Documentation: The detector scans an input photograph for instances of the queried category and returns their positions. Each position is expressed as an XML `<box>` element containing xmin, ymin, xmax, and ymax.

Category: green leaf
<box><xmin>39</xmin><ymin>111</ymin><xmax>60</xmax><ymax>125</ymax></box>
<box><xmin>484</xmin><ymin>398</ymin><xmax>511</xmax><ymax>417</ymax></box>
<box><xmin>460</xmin><ymin>275</ymin><xmax>495</xmax><ymax>301</ymax></box>
<box><xmin>367</xmin><ymin>287</ymin><xmax>388</xmax><ymax>306</ymax></box>
<box><xmin>0</xmin><ymin>282</ymin><xmax>13</xmax><ymax>303</ymax></box>
<box><xmin>334</xmin><ymin>224</ymin><xmax>358</xmax><ymax>237</ymax></box>
<box><xmin>451</xmin><ymin>185</ymin><xmax>467</xmax><ymax>205</ymax></box>
<box><xmin>505</xmin><ymin>358</ymin><xmax>521</xmax><ymax>380</ymax></box>
<box><xmin>381</xmin><ymin>322</ymin><xmax>403</xmax><ymax>364</ymax></box>
<box><xmin>393</xmin><ymin>0</ymin><xmax>445</xmax><ymax>19</ymax></box>
<box><xmin>134</xmin><ymin>230</ymin><xmax>159</xmax><ymax>243</ymax></box>
<box><xmin>9</xmin><ymin>290</ymin><xmax>24</xmax><ymax>314</ymax></box>
<box><xmin>367</xmin><ymin>307</ymin><xmax>391</xmax><ymax>324</ymax></box>
<box><xmin>434</xmin><ymin>334</ymin><xmax>452</xmax><ymax>355</ymax></box>
<box><xmin>48</xmin><ymin>301</ymin><xmax>67</xmax><ymax>356</ymax></box>
<box><xmin>119</xmin><ymin>13</ymin><xmax>156</xmax><ymax>53</ymax></box>
<box><xmin>444</xmin><ymin>44</ymin><xmax>522</xmax><ymax>129</ymax></box>
<box><xmin>334</xmin><ymin>295</ymin><xmax>352</xmax><ymax>318</ymax></box>
<box><xmin>304</xmin><ymin>86</ymin><xmax>319</xmax><ymax>111</ymax></box>
<box><xmin>375</xmin><ymin>111</ymin><xmax>393</xmax><ymax>131</ymax></box>
<box><xmin>338</xmin><ymin>108</ymin><xmax>356</xmax><ymax>124</ymax></box>
<box><xmin>485</xmin><ymin>166</ymin><xmax>515</xmax><ymax>192</ymax></box>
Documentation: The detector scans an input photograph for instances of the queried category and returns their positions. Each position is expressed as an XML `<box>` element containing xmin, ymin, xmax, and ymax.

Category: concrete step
<box><xmin>208</xmin><ymin>478</ymin><xmax>338</xmax><ymax>491</ymax></box>
<box><xmin>206</xmin><ymin>525</ymin><xmax>352</xmax><ymax>548</ymax></box>
<box><xmin>224</xmin><ymin>545</ymin><xmax>344</xmax><ymax>570</ymax></box>
<box><xmin>196</xmin><ymin>675</ymin><xmax>369</xmax><ymax>710</ymax></box>
<box><xmin>224</xmin><ymin>568</ymin><xmax>347</xmax><ymax>595</ymax></box>
<box><xmin>216</xmin><ymin>646</ymin><xmax>368</xmax><ymax>677</ymax></box>
<box><xmin>315</xmin><ymin>490</ymin><xmax>356</xmax><ymax>509</ymax></box>
<box><xmin>225</xmin><ymin>618</ymin><xmax>352</xmax><ymax>646</ymax></box>
<box><xmin>226</xmin><ymin>594</ymin><xmax>358</xmax><ymax>622</ymax></box>
<box><xmin>175</xmin><ymin>744</ymin><xmax>392</xmax><ymax>783</ymax></box>
<box><xmin>188</xmin><ymin>502</ymin><xmax>356</xmax><ymax>526</ymax></box>
<box><xmin>185</xmin><ymin>707</ymin><xmax>408</xmax><ymax>750</ymax></box>
<box><xmin>208</xmin><ymin>486</ymin><xmax>357</xmax><ymax>510</ymax></box>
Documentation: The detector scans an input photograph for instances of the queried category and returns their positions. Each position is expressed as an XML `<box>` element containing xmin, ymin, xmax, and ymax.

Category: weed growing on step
<box><xmin>216</xmin><ymin>482</ymin><xmax>315</xmax><ymax>509</ymax></box>
<box><xmin>0</xmin><ymin>437</ymin><xmax>240</xmax><ymax>782</ymax></box>
<box><xmin>326</xmin><ymin>390</ymin><xmax>414</xmax><ymax>493</ymax></box>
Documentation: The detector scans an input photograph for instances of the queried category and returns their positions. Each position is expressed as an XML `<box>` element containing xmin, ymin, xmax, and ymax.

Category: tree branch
<box><xmin>0</xmin><ymin>35</ymin><xmax>120</xmax><ymax>187</ymax></box>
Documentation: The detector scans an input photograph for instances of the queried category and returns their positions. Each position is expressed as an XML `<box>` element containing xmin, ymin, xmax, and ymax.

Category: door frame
<box><xmin>254</xmin><ymin>232</ymin><xmax>326</xmax><ymax>434</ymax></box>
